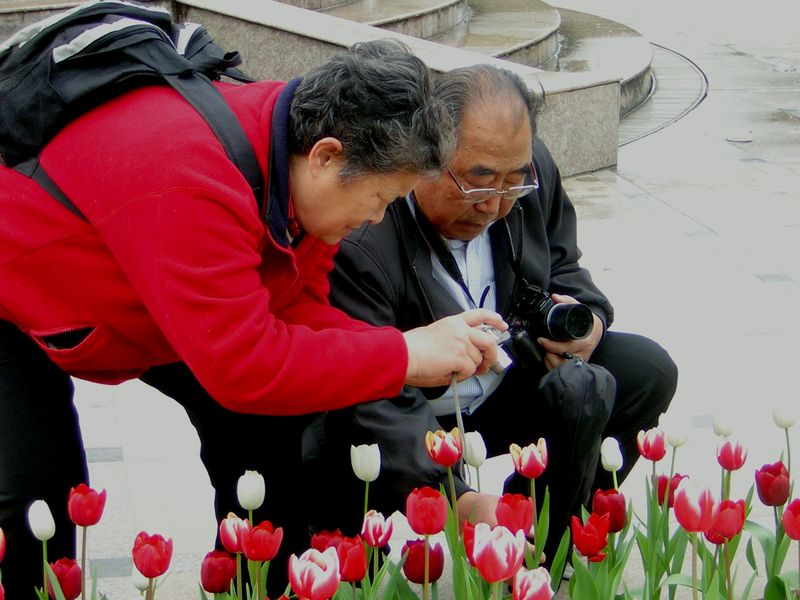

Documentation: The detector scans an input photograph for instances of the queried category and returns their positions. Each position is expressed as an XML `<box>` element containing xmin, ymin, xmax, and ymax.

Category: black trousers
<box><xmin>440</xmin><ymin>330</ymin><xmax>677</xmax><ymax>563</ymax></box>
<box><xmin>0</xmin><ymin>321</ymin><xmax>311</xmax><ymax>598</ymax></box>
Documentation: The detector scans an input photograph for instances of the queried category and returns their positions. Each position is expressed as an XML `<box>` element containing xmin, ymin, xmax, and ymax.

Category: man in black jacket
<box><xmin>306</xmin><ymin>64</ymin><xmax>678</xmax><ymax>561</ymax></box>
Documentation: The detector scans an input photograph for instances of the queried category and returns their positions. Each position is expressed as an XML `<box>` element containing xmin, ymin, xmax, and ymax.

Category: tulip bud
<box><xmin>68</xmin><ymin>484</ymin><xmax>107</xmax><ymax>527</ymax></box>
<box><xmin>600</xmin><ymin>437</ymin><xmax>623</xmax><ymax>472</ymax></box>
<box><xmin>241</xmin><ymin>520</ymin><xmax>283</xmax><ymax>562</ymax></box>
<box><xmin>658</xmin><ymin>411</ymin><xmax>689</xmax><ymax>447</ymax></box>
<box><xmin>495</xmin><ymin>493</ymin><xmax>534</xmax><ymax>536</ymax></box>
<box><xmin>782</xmin><ymin>498</ymin><xmax>800</xmax><ymax>541</ymax></box>
<box><xmin>755</xmin><ymin>461</ymin><xmax>790</xmax><ymax>507</ymax></box>
<box><xmin>289</xmin><ymin>547</ymin><xmax>340</xmax><ymax>600</ymax></box>
<box><xmin>200</xmin><ymin>550</ymin><xmax>236</xmax><ymax>594</ymax></box>
<box><xmin>310</xmin><ymin>529</ymin><xmax>344</xmax><ymax>552</ymax></box>
<box><xmin>361</xmin><ymin>510</ymin><xmax>393</xmax><ymax>548</ymax></box>
<box><xmin>47</xmin><ymin>557</ymin><xmax>82</xmax><ymax>600</ymax></box>
<box><xmin>28</xmin><ymin>500</ymin><xmax>56</xmax><ymax>541</ymax></box>
<box><xmin>236</xmin><ymin>470</ymin><xmax>265</xmax><ymax>511</ymax></box>
<box><xmin>773</xmin><ymin>405</ymin><xmax>796</xmax><ymax>429</ymax></box>
<box><xmin>513</xmin><ymin>566</ymin><xmax>554</xmax><ymax>600</ymax></box>
<box><xmin>657</xmin><ymin>473</ymin><xmax>686</xmax><ymax>508</ymax></box>
<box><xmin>591</xmin><ymin>488</ymin><xmax>627</xmax><ymax>533</ymax></box>
<box><xmin>637</xmin><ymin>427</ymin><xmax>667</xmax><ymax>462</ymax></box>
<box><xmin>705</xmin><ymin>499</ymin><xmax>746</xmax><ymax>543</ymax></box>
<box><xmin>470</xmin><ymin>523</ymin><xmax>527</xmax><ymax>583</ymax></box>
<box><xmin>674</xmin><ymin>480</ymin><xmax>716</xmax><ymax>533</ymax></box>
<box><xmin>350</xmin><ymin>444</ymin><xmax>381</xmax><ymax>482</ymax></box>
<box><xmin>335</xmin><ymin>535</ymin><xmax>367</xmax><ymax>582</ymax></box>
<box><xmin>132</xmin><ymin>531</ymin><xmax>173</xmax><ymax>578</ymax></box>
<box><xmin>219</xmin><ymin>512</ymin><xmax>249</xmax><ymax>554</ymax></box>
<box><xmin>464</xmin><ymin>431</ymin><xmax>487</xmax><ymax>468</ymax></box>
<box><xmin>716</xmin><ymin>438</ymin><xmax>747</xmax><ymax>471</ymax></box>
<box><xmin>509</xmin><ymin>438</ymin><xmax>547</xmax><ymax>479</ymax></box>
<box><xmin>571</xmin><ymin>513</ymin><xmax>610</xmax><ymax>562</ymax></box>
<box><xmin>405</xmin><ymin>487</ymin><xmax>448</xmax><ymax>535</ymax></box>
<box><xmin>402</xmin><ymin>539</ymin><xmax>444</xmax><ymax>584</ymax></box>
<box><xmin>712</xmin><ymin>415</ymin><xmax>733</xmax><ymax>437</ymax></box>
<box><xmin>425</xmin><ymin>428</ymin><xmax>463</xmax><ymax>468</ymax></box>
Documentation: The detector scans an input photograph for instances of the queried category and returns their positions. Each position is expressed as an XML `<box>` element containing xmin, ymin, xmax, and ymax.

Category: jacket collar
<box><xmin>265</xmin><ymin>77</ymin><xmax>302</xmax><ymax>247</ymax></box>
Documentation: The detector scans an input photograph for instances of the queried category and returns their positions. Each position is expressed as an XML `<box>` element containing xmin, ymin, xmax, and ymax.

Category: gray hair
<box><xmin>432</xmin><ymin>64</ymin><xmax>541</xmax><ymax>140</ymax></box>
<box><xmin>289</xmin><ymin>39</ymin><xmax>455</xmax><ymax>179</ymax></box>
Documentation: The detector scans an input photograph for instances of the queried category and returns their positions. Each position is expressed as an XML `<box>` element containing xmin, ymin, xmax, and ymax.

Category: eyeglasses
<box><xmin>447</xmin><ymin>162</ymin><xmax>539</xmax><ymax>204</ymax></box>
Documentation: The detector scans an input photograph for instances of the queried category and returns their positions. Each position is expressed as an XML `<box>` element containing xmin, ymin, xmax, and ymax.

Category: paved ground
<box><xmin>62</xmin><ymin>0</ymin><xmax>800</xmax><ymax>597</ymax></box>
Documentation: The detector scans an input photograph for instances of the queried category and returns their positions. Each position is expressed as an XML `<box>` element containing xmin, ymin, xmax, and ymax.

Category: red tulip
<box><xmin>782</xmin><ymin>498</ymin><xmax>800</xmax><ymax>540</ymax></box>
<box><xmin>755</xmin><ymin>461</ymin><xmax>790</xmax><ymax>506</ymax></box>
<box><xmin>591</xmin><ymin>489</ymin><xmax>627</xmax><ymax>533</ymax></box>
<box><xmin>241</xmin><ymin>520</ymin><xmax>283</xmax><ymax>562</ymax></box>
<box><xmin>425</xmin><ymin>428</ymin><xmax>463</xmax><ymax>468</ymax></box>
<box><xmin>47</xmin><ymin>557</ymin><xmax>81</xmax><ymax>600</ymax></box>
<box><xmin>200</xmin><ymin>550</ymin><xmax>236</xmax><ymax>594</ymax></box>
<box><xmin>219</xmin><ymin>513</ymin><xmax>249</xmax><ymax>554</ymax></box>
<box><xmin>289</xmin><ymin>547</ymin><xmax>340</xmax><ymax>600</ymax></box>
<box><xmin>716</xmin><ymin>439</ymin><xmax>747</xmax><ymax>471</ymax></box>
<box><xmin>571</xmin><ymin>513</ymin><xmax>609</xmax><ymax>562</ymax></box>
<box><xmin>674</xmin><ymin>480</ymin><xmax>715</xmax><ymax>533</ymax></box>
<box><xmin>335</xmin><ymin>535</ymin><xmax>368</xmax><ymax>582</ymax></box>
<box><xmin>510</xmin><ymin>439</ymin><xmax>547</xmax><ymax>479</ymax></box>
<box><xmin>405</xmin><ymin>487</ymin><xmax>448</xmax><ymax>535</ymax></box>
<box><xmin>0</xmin><ymin>526</ymin><xmax>5</xmax><ymax>564</ymax></box>
<box><xmin>67</xmin><ymin>484</ymin><xmax>107</xmax><ymax>528</ymax></box>
<box><xmin>311</xmin><ymin>529</ymin><xmax>344</xmax><ymax>552</ymax></box>
<box><xmin>402</xmin><ymin>539</ymin><xmax>444</xmax><ymax>584</ymax></box>
<box><xmin>513</xmin><ymin>566</ymin><xmax>554</xmax><ymax>600</ymax></box>
<box><xmin>361</xmin><ymin>510</ymin><xmax>393</xmax><ymax>548</ymax></box>
<box><xmin>657</xmin><ymin>473</ymin><xmax>686</xmax><ymax>508</ymax></box>
<box><xmin>495</xmin><ymin>493</ymin><xmax>534</xmax><ymax>535</ymax></box>
<box><xmin>469</xmin><ymin>523</ymin><xmax>526</xmax><ymax>582</ymax></box>
<box><xmin>132</xmin><ymin>531</ymin><xmax>173</xmax><ymax>578</ymax></box>
<box><xmin>703</xmin><ymin>499</ymin><xmax>746</xmax><ymax>544</ymax></box>
<box><xmin>636</xmin><ymin>428</ymin><xmax>666</xmax><ymax>462</ymax></box>
<box><xmin>462</xmin><ymin>520</ymin><xmax>477</xmax><ymax>565</ymax></box>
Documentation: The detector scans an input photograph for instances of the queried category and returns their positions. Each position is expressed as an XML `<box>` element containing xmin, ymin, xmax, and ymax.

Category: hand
<box><xmin>537</xmin><ymin>294</ymin><xmax>603</xmax><ymax>371</ymax></box>
<box><xmin>403</xmin><ymin>309</ymin><xmax>507</xmax><ymax>387</ymax></box>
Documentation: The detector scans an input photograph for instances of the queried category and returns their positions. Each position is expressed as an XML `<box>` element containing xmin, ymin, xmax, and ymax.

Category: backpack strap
<box><xmin>15</xmin><ymin>158</ymin><xmax>87</xmax><ymax>221</ymax></box>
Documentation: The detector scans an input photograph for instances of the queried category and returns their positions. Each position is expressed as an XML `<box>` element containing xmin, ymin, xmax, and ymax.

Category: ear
<box><xmin>307</xmin><ymin>137</ymin><xmax>343</xmax><ymax>177</ymax></box>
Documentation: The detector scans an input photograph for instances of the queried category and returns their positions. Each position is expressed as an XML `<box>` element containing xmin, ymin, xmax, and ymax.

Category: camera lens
<box><xmin>545</xmin><ymin>303</ymin><xmax>594</xmax><ymax>341</ymax></box>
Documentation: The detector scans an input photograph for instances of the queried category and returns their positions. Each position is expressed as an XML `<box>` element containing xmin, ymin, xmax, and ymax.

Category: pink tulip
<box><xmin>782</xmin><ymin>498</ymin><xmax>800</xmax><ymax>540</ymax></box>
<box><xmin>513</xmin><ymin>566</ymin><xmax>554</xmax><ymax>600</ymax></box>
<box><xmin>289</xmin><ymin>547</ymin><xmax>341</xmax><ymax>600</ymax></box>
<box><xmin>716</xmin><ymin>439</ymin><xmax>747</xmax><ymax>471</ymax></box>
<box><xmin>425</xmin><ymin>428</ymin><xmax>463</xmax><ymax>468</ymax></box>
<box><xmin>674</xmin><ymin>480</ymin><xmax>716</xmax><ymax>533</ymax></box>
<box><xmin>510</xmin><ymin>439</ymin><xmax>547</xmax><ymax>479</ymax></box>
<box><xmin>469</xmin><ymin>523</ymin><xmax>526</xmax><ymax>583</ymax></box>
<box><xmin>219</xmin><ymin>513</ymin><xmax>250</xmax><ymax>554</ymax></box>
<box><xmin>636</xmin><ymin>428</ymin><xmax>666</xmax><ymax>462</ymax></box>
<box><xmin>361</xmin><ymin>510</ymin><xmax>393</xmax><ymax>548</ymax></box>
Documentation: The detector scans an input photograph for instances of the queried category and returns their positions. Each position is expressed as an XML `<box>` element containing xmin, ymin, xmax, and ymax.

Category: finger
<box><xmin>550</xmin><ymin>293</ymin><xmax>578</xmax><ymax>305</ymax></box>
<box><xmin>468</xmin><ymin>328</ymin><xmax>499</xmax><ymax>365</ymax></box>
<box><xmin>459</xmin><ymin>308</ymin><xmax>507</xmax><ymax>330</ymax></box>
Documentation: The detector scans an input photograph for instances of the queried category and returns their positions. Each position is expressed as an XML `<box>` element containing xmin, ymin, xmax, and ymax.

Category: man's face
<box><xmin>414</xmin><ymin>103</ymin><xmax>533</xmax><ymax>241</ymax></box>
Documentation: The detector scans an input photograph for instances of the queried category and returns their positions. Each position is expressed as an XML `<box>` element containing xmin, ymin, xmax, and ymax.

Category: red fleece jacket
<box><xmin>0</xmin><ymin>81</ymin><xmax>407</xmax><ymax>415</ymax></box>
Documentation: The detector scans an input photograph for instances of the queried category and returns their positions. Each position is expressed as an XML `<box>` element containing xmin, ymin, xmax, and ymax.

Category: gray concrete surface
<box><xmin>59</xmin><ymin>0</ymin><xmax>800</xmax><ymax>597</ymax></box>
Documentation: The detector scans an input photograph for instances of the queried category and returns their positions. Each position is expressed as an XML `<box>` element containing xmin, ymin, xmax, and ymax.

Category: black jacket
<box><xmin>310</xmin><ymin>139</ymin><xmax>614</xmax><ymax>525</ymax></box>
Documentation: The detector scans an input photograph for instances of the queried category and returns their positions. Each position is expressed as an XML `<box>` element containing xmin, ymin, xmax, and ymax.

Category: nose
<box><xmin>473</xmin><ymin>193</ymin><xmax>503</xmax><ymax>214</ymax></box>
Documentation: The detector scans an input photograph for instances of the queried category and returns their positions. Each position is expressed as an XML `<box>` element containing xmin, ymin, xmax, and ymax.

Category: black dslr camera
<box><xmin>484</xmin><ymin>285</ymin><xmax>595</xmax><ymax>371</ymax></box>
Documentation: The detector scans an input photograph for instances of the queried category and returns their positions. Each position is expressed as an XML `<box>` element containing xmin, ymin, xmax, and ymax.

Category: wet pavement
<box><xmin>42</xmin><ymin>0</ymin><xmax>800</xmax><ymax>596</ymax></box>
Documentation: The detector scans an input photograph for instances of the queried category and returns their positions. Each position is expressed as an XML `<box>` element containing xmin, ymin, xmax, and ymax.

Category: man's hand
<box><xmin>403</xmin><ymin>309</ymin><xmax>507</xmax><ymax>387</ymax></box>
<box><xmin>537</xmin><ymin>293</ymin><xmax>603</xmax><ymax>371</ymax></box>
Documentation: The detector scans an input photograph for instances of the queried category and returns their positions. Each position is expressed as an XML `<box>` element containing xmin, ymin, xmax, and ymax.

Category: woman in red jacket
<box><xmin>0</xmin><ymin>39</ymin><xmax>504</xmax><ymax>596</ymax></box>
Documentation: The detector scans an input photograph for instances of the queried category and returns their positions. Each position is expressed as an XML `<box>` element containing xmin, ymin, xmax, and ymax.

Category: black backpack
<box><xmin>0</xmin><ymin>0</ymin><xmax>263</xmax><ymax>219</ymax></box>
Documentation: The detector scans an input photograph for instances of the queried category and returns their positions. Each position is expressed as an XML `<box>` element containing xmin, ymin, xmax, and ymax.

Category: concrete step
<box><xmin>320</xmin><ymin>0</ymin><xmax>468</xmax><ymax>38</ymax></box>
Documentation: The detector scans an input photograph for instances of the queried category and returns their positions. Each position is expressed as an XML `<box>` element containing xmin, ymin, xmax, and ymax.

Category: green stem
<box><xmin>81</xmin><ymin>526</ymin><xmax>87</xmax><ymax>600</ymax></box>
<box><xmin>364</xmin><ymin>481</ymin><xmax>370</xmax><ymax>516</ymax></box>
<box><xmin>493</xmin><ymin>581</ymin><xmax>502</xmax><ymax>600</ymax></box>
<box><xmin>257</xmin><ymin>562</ymin><xmax>262</xmax><ymax>600</ymax></box>
<box><xmin>612</xmin><ymin>469</ymin><xmax>619</xmax><ymax>491</ymax></box>
<box><xmin>351</xmin><ymin>581</ymin><xmax>357</xmax><ymax>600</ymax></box>
<box><xmin>447</xmin><ymin>467</ymin><xmax>458</xmax><ymax>514</ymax></box>
<box><xmin>372</xmin><ymin>545</ymin><xmax>379</xmax><ymax>583</ymax></box>
<box><xmin>42</xmin><ymin>539</ymin><xmax>48</xmax><ymax>594</ymax></box>
<box><xmin>772</xmin><ymin>507</ymin><xmax>782</xmax><ymax>578</ymax></box>
<box><xmin>475</xmin><ymin>467</ymin><xmax>482</xmax><ymax>494</ymax></box>
<box><xmin>236</xmin><ymin>553</ymin><xmax>243</xmax><ymax>600</ymax></box>
<box><xmin>691</xmin><ymin>533</ymin><xmax>698</xmax><ymax>600</ymax></box>
<box><xmin>145</xmin><ymin>578</ymin><xmax>155</xmax><ymax>600</ymax></box>
<box><xmin>530</xmin><ymin>478</ymin><xmax>540</xmax><ymax>566</ymax></box>
<box><xmin>724</xmin><ymin>541</ymin><xmax>733</xmax><ymax>600</ymax></box>
<box><xmin>423</xmin><ymin>535</ymin><xmax>430</xmax><ymax>600</ymax></box>
<box><xmin>786</xmin><ymin>428</ymin><xmax>793</xmax><ymax>486</ymax></box>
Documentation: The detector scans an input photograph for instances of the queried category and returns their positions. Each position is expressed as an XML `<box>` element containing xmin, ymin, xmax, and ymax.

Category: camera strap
<box><xmin>409</xmin><ymin>193</ymin><xmax>490</xmax><ymax>309</ymax></box>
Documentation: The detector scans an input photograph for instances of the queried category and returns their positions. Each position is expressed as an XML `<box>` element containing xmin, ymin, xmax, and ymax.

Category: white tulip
<box><xmin>712</xmin><ymin>415</ymin><xmax>733</xmax><ymax>437</ymax></box>
<box><xmin>658</xmin><ymin>411</ymin><xmax>689</xmax><ymax>448</ymax></box>
<box><xmin>600</xmin><ymin>437</ymin><xmax>623</xmax><ymax>472</ymax></box>
<box><xmin>773</xmin><ymin>405</ymin><xmax>796</xmax><ymax>429</ymax></box>
<box><xmin>27</xmin><ymin>500</ymin><xmax>55</xmax><ymax>541</ymax></box>
<box><xmin>236</xmin><ymin>470</ymin><xmax>265</xmax><ymax>511</ymax></box>
<box><xmin>350</xmin><ymin>443</ymin><xmax>381</xmax><ymax>482</ymax></box>
<box><xmin>464</xmin><ymin>431</ymin><xmax>487</xmax><ymax>468</ymax></box>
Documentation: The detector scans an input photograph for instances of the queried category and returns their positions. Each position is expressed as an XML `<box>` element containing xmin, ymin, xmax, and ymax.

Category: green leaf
<box><xmin>380</xmin><ymin>556</ymin><xmax>412</xmax><ymax>600</ymax></box>
<box><xmin>744</xmin><ymin>519</ymin><xmax>776</xmax><ymax>564</ymax></box>
<box><xmin>703</xmin><ymin>570</ymin><xmax>721</xmax><ymax>600</ymax></box>
<box><xmin>548</xmin><ymin>528</ymin><xmax>572</xmax><ymax>591</ymax></box>
<box><xmin>740</xmin><ymin>571</ymin><xmax>757</xmax><ymax>600</ymax></box>
<box><xmin>745</xmin><ymin>537</ymin><xmax>759</xmax><ymax>573</ymax></box>
<box><xmin>663</xmin><ymin>573</ymin><xmax>693</xmax><ymax>588</ymax></box>
<box><xmin>570</xmin><ymin>553</ymin><xmax>601</xmax><ymax>600</ymax></box>
<box><xmin>45</xmin><ymin>564</ymin><xmax>67</xmax><ymax>600</ymax></box>
<box><xmin>764</xmin><ymin>574</ymin><xmax>790</xmax><ymax>600</ymax></box>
